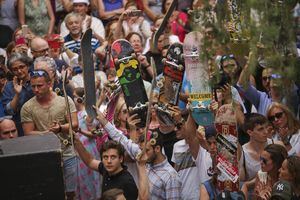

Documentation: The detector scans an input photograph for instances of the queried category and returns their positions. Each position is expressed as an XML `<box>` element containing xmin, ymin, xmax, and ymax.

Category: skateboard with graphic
<box><xmin>111</xmin><ymin>39</ymin><xmax>148</xmax><ymax>127</ymax></box>
<box><xmin>156</xmin><ymin>42</ymin><xmax>185</xmax><ymax>125</ymax></box>
<box><xmin>81</xmin><ymin>28</ymin><xmax>97</xmax><ymax>119</ymax></box>
<box><xmin>214</xmin><ymin>103</ymin><xmax>239</xmax><ymax>192</ymax></box>
<box><xmin>183</xmin><ymin>31</ymin><xmax>214</xmax><ymax>126</ymax></box>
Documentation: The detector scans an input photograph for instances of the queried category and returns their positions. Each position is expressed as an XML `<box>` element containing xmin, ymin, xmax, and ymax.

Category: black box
<box><xmin>0</xmin><ymin>134</ymin><xmax>65</xmax><ymax>200</ymax></box>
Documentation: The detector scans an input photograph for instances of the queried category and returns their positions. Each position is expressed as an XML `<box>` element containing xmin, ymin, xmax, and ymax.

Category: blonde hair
<box><xmin>266</xmin><ymin>102</ymin><xmax>300</xmax><ymax>135</ymax></box>
<box><xmin>113</xmin><ymin>97</ymin><xmax>126</xmax><ymax>127</ymax></box>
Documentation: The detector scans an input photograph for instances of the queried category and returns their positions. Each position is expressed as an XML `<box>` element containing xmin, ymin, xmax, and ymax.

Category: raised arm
<box><xmin>46</xmin><ymin>0</ymin><xmax>55</xmax><ymax>35</ymax></box>
<box><xmin>18</xmin><ymin>0</ymin><xmax>26</xmax><ymax>25</ymax></box>
<box><xmin>74</xmin><ymin>134</ymin><xmax>101</xmax><ymax>171</ymax></box>
<box><xmin>95</xmin><ymin>107</ymin><xmax>141</xmax><ymax>159</ymax></box>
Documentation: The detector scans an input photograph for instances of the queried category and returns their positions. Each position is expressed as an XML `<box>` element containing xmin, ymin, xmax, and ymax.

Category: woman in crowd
<box><xmin>279</xmin><ymin>155</ymin><xmax>300</xmax><ymax>199</ymax></box>
<box><xmin>18</xmin><ymin>0</ymin><xmax>55</xmax><ymax>36</ymax></box>
<box><xmin>252</xmin><ymin>144</ymin><xmax>288</xmax><ymax>200</ymax></box>
<box><xmin>74</xmin><ymin>87</ymin><xmax>101</xmax><ymax>200</ymax></box>
<box><xmin>266</xmin><ymin>102</ymin><xmax>300</xmax><ymax>155</ymax></box>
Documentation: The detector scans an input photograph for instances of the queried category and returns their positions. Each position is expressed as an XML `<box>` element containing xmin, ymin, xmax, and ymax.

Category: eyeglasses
<box><xmin>262</xmin><ymin>76</ymin><xmax>272</xmax><ymax>81</ymax></box>
<box><xmin>268</xmin><ymin>112</ymin><xmax>284</xmax><ymax>122</ymax></box>
<box><xmin>221</xmin><ymin>54</ymin><xmax>235</xmax><ymax>63</ymax></box>
<box><xmin>11</xmin><ymin>64</ymin><xmax>27</xmax><ymax>72</ymax></box>
<box><xmin>30</xmin><ymin>70</ymin><xmax>50</xmax><ymax>78</ymax></box>
<box><xmin>31</xmin><ymin>48</ymin><xmax>49</xmax><ymax>54</ymax></box>
<box><xmin>260</xmin><ymin>156</ymin><xmax>268</xmax><ymax>165</ymax></box>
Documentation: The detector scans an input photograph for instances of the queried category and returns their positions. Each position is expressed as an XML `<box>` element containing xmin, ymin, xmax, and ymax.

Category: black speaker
<box><xmin>0</xmin><ymin>134</ymin><xmax>65</xmax><ymax>200</ymax></box>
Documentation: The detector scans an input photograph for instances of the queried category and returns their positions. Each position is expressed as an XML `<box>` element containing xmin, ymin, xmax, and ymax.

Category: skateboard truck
<box><xmin>128</xmin><ymin>102</ymin><xmax>148</xmax><ymax>114</ymax></box>
<box><xmin>162</xmin><ymin>58</ymin><xmax>184</xmax><ymax>71</ymax></box>
<box><xmin>114</xmin><ymin>53</ymin><xmax>136</xmax><ymax>65</ymax></box>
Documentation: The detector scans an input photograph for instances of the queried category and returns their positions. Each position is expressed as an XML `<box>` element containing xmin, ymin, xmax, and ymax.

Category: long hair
<box><xmin>113</xmin><ymin>97</ymin><xmax>126</xmax><ymax>128</ymax></box>
<box><xmin>265</xmin><ymin>144</ymin><xmax>288</xmax><ymax>175</ymax></box>
<box><xmin>286</xmin><ymin>156</ymin><xmax>300</xmax><ymax>190</ymax></box>
<box><xmin>266</xmin><ymin>102</ymin><xmax>300</xmax><ymax>135</ymax></box>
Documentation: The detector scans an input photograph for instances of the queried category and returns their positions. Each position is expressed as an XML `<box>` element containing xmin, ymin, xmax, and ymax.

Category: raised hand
<box><xmin>13</xmin><ymin>76</ymin><xmax>23</xmax><ymax>94</ymax></box>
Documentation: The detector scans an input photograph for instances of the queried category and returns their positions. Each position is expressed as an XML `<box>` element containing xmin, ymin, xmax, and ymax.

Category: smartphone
<box><xmin>128</xmin><ymin>10</ymin><xmax>142</xmax><ymax>17</ymax></box>
<box><xmin>22</xmin><ymin>25</ymin><xmax>28</xmax><ymax>37</ymax></box>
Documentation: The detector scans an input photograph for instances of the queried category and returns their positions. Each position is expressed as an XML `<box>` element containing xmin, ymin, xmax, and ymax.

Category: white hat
<box><xmin>73</xmin><ymin>0</ymin><xmax>90</xmax><ymax>5</ymax></box>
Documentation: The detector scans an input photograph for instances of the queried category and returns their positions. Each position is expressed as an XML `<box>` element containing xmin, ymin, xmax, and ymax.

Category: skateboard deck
<box><xmin>111</xmin><ymin>39</ymin><xmax>148</xmax><ymax>127</ymax></box>
<box><xmin>81</xmin><ymin>28</ymin><xmax>97</xmax><ymax>119</ymax></box>
<box><xmin>214</xmin><ymin>103</ymin><xmax>239</xmax><ymax>192</ymax></box>
<box><xmin>183</xmin><ymin>31</ymin><xmax>214</xmax><ymax>126</ymax></box>
<box><xmin>156</xmin><ymin>42</ymin><xmax>185</xmax><ymax>125</ymax></box>
<box><xmin>152</xmin><ymin>0</ymin><xmax>178</xmax><ymax>53</ymax></box>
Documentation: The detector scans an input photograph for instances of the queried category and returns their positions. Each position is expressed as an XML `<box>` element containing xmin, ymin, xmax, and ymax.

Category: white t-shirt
<box><xmin>195</xmin><ymin>145</ymin><xmax>212</xmax><ymax>185</ymax></box>
<box><xmin>172</xmin><ymin>140</ymin><xmax>206</xmax><ymax>200</ymax></box>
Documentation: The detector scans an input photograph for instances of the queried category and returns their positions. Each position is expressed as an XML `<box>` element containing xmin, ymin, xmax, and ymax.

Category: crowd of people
<box><xmin>0</xmin><ymin>0</ymin><xmax>300</xmax><ymax>200</ymax></box>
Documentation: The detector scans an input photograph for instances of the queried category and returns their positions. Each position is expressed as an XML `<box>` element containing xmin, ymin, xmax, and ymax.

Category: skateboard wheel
<box><xmin>152</xmin><ymin>131</ymin><xmax>158</xmax><ymax>139</ymax></box>
<box><xmin>157</xmin><ymin>81</ymin><xmax>164</xmax><ymax>88</ymax></box>
<box><xmin>149</xmin><ymin>138</ymin><xmax>156</xmax><ymax>145</ymax></box>
<box><xmin>131</xmin><ymin>53</ymin><xmax>136</xmax><ymax>59</ymax></box>
<box><xmin>154</xmin><ymin>104</ymin><xmax>158</xmax><ymax>109</ymax></box>
<box><xmin>162</xmin><ymin>58</ymin><xmax>167</xmax><ymax>65</ymax></box>
<box><xmin>177</xmin><ymin>64</ymin><xmax>184</xmax><ymax>71</ymax></box>
<box><xmin>160</xmin><ymin>76</ymin><xmax>165</xmax><ymax>82</ymax></box>
<box><xmin>128</xmin><ymin>107</ymin><xmax>134</xmax><ymax>113</ymax></box>
<box><xmin>114</xmin><ymin>58</ymin><xmax>119</xmax><ymax>66</ymax></box>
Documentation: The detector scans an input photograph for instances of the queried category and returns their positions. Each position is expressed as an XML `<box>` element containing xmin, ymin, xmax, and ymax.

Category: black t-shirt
<box><xmin>158</xmin><ymin>129</ymin><xmax>179</xmax><ymax>165</ymax></box>
<box><xmin>98</xmin><ymin>163</ymin><xmax>138</xmax><ymax>200</ymax></box>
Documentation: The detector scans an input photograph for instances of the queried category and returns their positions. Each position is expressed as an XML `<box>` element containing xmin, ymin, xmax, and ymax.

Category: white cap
<box><xmin>73</xmin><ymin>0</ymin><xmax>90</xmax><ymax>5</ymax></box>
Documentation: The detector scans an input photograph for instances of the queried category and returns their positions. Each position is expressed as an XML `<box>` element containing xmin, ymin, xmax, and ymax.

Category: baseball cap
<box><xmin>73</xmin><ymin>0</ymin><xmax>90</xmax><ymax>5</ymax></box>
<box><xmin>205</xmin><ymin>125</ymin><xmax>217</xmax><ymax>139</ymax></box>
<box><xmin>271</xmin><ymin>180</ymin><xmax>293</xmax><ymax>200</ymax></box>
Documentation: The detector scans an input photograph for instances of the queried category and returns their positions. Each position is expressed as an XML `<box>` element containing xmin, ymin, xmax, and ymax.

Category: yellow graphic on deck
<box><xmin>190</xmin><ymin>93</ymin><xmax>212</xmax><ymax>101</ymax></box>
<box><xmin>117</xmin><ymin>59</ymin><xmax>138</xmax><ymax>77</ymax></box>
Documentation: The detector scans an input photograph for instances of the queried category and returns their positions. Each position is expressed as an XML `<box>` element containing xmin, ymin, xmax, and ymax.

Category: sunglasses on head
<box><xmin>221</xmin><ymin>54</ymin><xmax>235</xmax><ymax>63</ymax></box>
<box><xmin>0</xmin><ymin>115</ymin><xmax>13</xmax><ymax>123</ymax></box>
<box><xmin>30</xmin><ymin>70</ymin><xmax>49</xmax><ymax>78</ymax></box>
<box><xmin>260</xmin><ymin>156</ymin><xmax>268</xmax><ymax>165</ymax></box>
<box><xmin>268</xmin><ymin>112</ymin><xmax>284</xmax><ymax>122</ymax></box>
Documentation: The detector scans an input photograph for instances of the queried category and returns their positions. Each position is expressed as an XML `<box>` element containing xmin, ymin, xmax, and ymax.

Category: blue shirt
<box><xmin>1</xmin><ymin>80</ymin><xmax>34</xmax><ymax>136</ymax></box>
<box><xmin>64</xmin><ymin>33</ymin><xmax>100</xmax><ymax>55</ymax></box>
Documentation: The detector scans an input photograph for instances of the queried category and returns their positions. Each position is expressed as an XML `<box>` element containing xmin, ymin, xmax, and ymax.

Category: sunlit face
<box><xmin>31</xmin><ymin>77</ymin><xmax>51</xmax><ymax>99</ymax></box>
<box><xmin>102</xmin><ymin>148</ymin><xmax>123</xmax><ymax>175</ymax></box>
<box><xmin>260</xmin><ymin>150</ymin><xmax>274</xmax><ymax>172</ymax></box>
<box><xmin>268</xmin><ymin>107</ymin><xmax>287</xmax><ymax>129</ymax></box>
<box><xmin>248</xmin><ymin>123</ymin><xmax>268</xmax><ymax>143</ymax></box>
<box><xmin>222</xmin><ymin>59</ymin><xmax>238</xmax><ymax>78</ymax></box>
<box><xmin>0</xmin><ymin>120</ymin><xmax>18</xmax><ymax>140</ymax></box>
<box><xmin>279</xmin><ymin>159</ymin><xmax>293</xmax><ymax>182</ymax></box>
<box><xmin>129</xmin><ymin>34</ymin><xmax>143</xmax><ymax>53</ymax></box>
<box><xmin>73</xmin><ymin>3</ymin><xmax>88</xmax><ymax>15</ymax></box>
<box><xmin>118</xmin><ymin>104</ymin><xmax>129</xmax><ymax>123</ymax></box>
<box><xmin>262</xmin><ymin>68</ymin><xmax>272</xmax><ymax>92</ymax></box>
<box><xmin>66</xmin><ymin>16</ymin><xmax>82</xmax><ymax>35</ymax></box>
<box><xmin>139</xmin><ymin>142</ymin><xmax>157</xmax><ymax>164</ymax></box>
<box><xmin>10</xmin><ymin>60</ymin><xmax>29</xmax><ymax>80</ymax></box>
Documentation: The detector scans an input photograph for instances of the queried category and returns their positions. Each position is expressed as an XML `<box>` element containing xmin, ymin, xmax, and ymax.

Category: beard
<box><xmin>146</xmin><ymin>152</ymin><xmax>157</xmax><ymax>165</ymax></box>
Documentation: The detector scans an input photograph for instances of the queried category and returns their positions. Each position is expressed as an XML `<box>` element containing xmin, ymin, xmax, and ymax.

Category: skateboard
<box><xmin>183</xmin><ymin>31</ymin><xmax>214</xmax><ymax>126</ymax></box>
<box><xmin>81</xmin><ymin>28</ymin><xmax>97</xmax><ymax>119</ymax></box>
<box><xmin>111</xmin><ymin>39</ymin><xmax>148</xmax><ymax>127</ymax></box>
<box><xmin>214</xmin><ymin>103</ymin><xmax>239</xmax><ymax>192</ymax></box>
<box><xmin>152</xmin><ymin>0</ymin><xmax>178</xmax><ymax>53</ymax></box>
<box><xmin>156</xmin><ymin>42</ymin><xmax>185</xmax><ymax>125</ymax></box>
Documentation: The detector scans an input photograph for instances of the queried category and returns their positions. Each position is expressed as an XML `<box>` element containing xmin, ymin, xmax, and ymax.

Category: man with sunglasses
<box><xmin>20</xmin><ymin>69</ymin><xmax>78</xmax><ymax>200</ymax></box>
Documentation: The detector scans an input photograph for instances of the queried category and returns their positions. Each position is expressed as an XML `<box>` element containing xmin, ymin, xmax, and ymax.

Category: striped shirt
<box><xmin>64</xmin><ymin>33</ymin><xmax>100</xmax><ymax>55</ymax></box>
<box><xmin>104</xmin><ymin>122</ymin><xmax>182</xmax><ymax>199</ymax></box>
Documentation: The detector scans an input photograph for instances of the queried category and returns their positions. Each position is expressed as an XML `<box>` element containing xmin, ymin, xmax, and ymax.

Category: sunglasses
<box><xmin>268</xmin><ymin>112</ymin><xmax>284</xmax><ymax>122</ymax></box>
<box><xmin>262</xmin><ymin>76</ymin><xmax>272</xmax><ymax>81</ymax></box>
<box><xmin>30</xmin><ymin>70</ymin><xmax>50</xmax><ymax>78</ymax></box>
<box><xmin>0</xmin><ymin>115</ymin><xmax>13</xmax><ymax>123</ymax></box>
<box><xmin>260</xmin><ymin>156</ymin><xmax>269</xmax><ymax>165</ymax></box>
<box><xmin>220</xmin><ymin>54</ymin><xmax>235</xmax><ymax>63</ymax></box>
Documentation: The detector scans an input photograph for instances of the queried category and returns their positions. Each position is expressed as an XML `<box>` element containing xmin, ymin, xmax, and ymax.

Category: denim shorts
<box><xmin>63</xmin><ymin>156</ymin><xmax>77</xmax><ymax>192</ymax></box>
